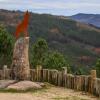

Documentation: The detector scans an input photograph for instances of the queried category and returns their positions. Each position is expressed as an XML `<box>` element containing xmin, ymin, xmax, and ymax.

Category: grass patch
<box><xmin>0</xmin><ymin>88</ymin><xmax>45</xmax><ymax>93</ymax></box>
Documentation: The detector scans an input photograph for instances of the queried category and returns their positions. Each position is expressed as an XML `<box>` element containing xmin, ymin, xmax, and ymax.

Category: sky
<box><xmin>0</xmin><ymin>0</ymin><xmax>100</xmax><ymax>16</ymax></box>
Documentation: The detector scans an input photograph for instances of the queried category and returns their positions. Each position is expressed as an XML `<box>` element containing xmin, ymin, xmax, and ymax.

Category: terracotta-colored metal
<box><xmin>15</xmin><ymin>11</ymin><xmax>30</xmax><ymax>39</ymax></box>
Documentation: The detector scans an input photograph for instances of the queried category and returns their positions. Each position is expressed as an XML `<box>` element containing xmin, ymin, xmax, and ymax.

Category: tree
<box><xmin>31</xmin><ymin>38</ymin><xmax>48</xmax><ymax>67</ymax></box>
<box><xmin>75</xmin><ymin>68</ymin><xmax>84</xmax><ymax>75</ymax></box>
<box><xmin>95</xmin><ymin>59</ymin><xmax>100</xmax><ymax>78</ymax></box>
<box><xmin>31</xmin><ymin>38</ymin><xmax>70</xmax><ymax>71</ymax></box>
<box><xmin>44</xmin><ymin>51</ymin><xmax>70</xmax><ymax>71</ymax></box>
<box><xmin>0</xmin><ymin>25</ymin><xmax>14</xmax><ymax>67</ymax></box>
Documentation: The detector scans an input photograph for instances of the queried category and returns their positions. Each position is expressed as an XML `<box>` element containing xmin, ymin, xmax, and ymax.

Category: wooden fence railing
<box><xmin>0</xmin><ymin>67</ymin><xmax>100</xmax><ymax>97</ymax></box>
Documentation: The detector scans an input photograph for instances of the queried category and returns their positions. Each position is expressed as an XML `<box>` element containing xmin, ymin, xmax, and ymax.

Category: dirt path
<box><xmin>0</xmin><ymin>86</ymin><xmax>98</xmax><ymax>100</ymax></box>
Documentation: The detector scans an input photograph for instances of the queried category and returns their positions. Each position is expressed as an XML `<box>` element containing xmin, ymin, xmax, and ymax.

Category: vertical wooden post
<box><xmin>89</xmin><ymin>70</ymin><xmax>97</xmax><ymax>93</ymax></box>
<box><xmin>84</xmin><ymin>76</ymin><xmax>89</xmax><ymax>92</ymax></box>
<box><xmin>62</xmin><ymin>67</ymin><xmax>67</xmax><ymax>75</ymax></box>
<box><xmin>52</xmin><ymin>70</ymin><xmax>58</xmax><ymax>85</ymax></box>
<box><xmin>3</xmin><ymin>65</ymin><xmax>7</xmax><ymax>79</ymax></box>
<box><xmin>43</xmin><ymin>69</ymin><xmax>46</xmax><ymax>81</ymax></box>
<box><xmin>43</xmin><ymin>69</ymin><xmax>49</xmax><ymax>82</ymax></box>
<box><xmin>58</xmin><ymin>71</ymin><xmax>63</xmax><ymax>86</ymax></box>
<box><xmin>90</xmin><ymin>70</ymin><xmax>96</xmax><ymax>78</ymax></box>
<box><xmin>71</xmin><ymin>75</ymin><xmax>74</xmax><ymax>89</ymax></box>
<box><xmin>48</xmin><ymin>70</ymin><xmax>50</xmax><ymax>82</ymax></box>
<box><xmin>36</xmin><ymin>65</ymin><xmax>42</xmax><ymax>81</ymax></box>
<box><xmin>62</xmin><ymin>67</ymin><xmax>68</xmax><ymax>87</ymax></box>
<box><xmin>55</xmin><ymin>70</ymin><xmax>58</xmax><ymax>85</ymax></box>
<box><xmin>95</xmin><ymin>78</ymin><xmax>100</xmax><ymax>97</ymax></box>
<box><xmin>30</xmin><ymin>69</ymin><xmax>35</xmax><ymax>81</ymax></box>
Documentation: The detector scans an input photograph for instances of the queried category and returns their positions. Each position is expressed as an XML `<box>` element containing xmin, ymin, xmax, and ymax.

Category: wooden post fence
<box><xmin>0</xmin><ymin>67</ymin><xmax>99</xmax><ymax>98</ymax></box>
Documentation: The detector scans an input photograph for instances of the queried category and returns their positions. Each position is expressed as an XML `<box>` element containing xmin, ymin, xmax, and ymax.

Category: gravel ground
<box><xmin>0</xmin><ymin>86</ymin><xmax>98</xmax><ymax>100</ymax></box>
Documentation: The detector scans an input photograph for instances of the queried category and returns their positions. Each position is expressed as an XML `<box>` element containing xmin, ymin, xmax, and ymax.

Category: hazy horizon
<box><xmin>0</xmin><ymin>0</ymin><xmax>100</xmax><ymax>16</ymax></box>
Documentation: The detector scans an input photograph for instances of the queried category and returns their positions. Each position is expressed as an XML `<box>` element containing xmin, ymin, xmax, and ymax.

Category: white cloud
<box><xmin>0</xmin><ymin>0</ymin><xmax>100</xmax><ymax>15</ymax></box>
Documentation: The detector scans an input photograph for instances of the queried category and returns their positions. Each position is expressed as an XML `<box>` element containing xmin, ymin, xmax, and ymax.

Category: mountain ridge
<box><xmin>0</xmin><ymin>9</ymin><xmax>100</xmax><ymax>70</ymax></box>
<box><xmin>71</xmin><ymin>13</ymin><xmax>100</xmax><ymax>28</ymax></box>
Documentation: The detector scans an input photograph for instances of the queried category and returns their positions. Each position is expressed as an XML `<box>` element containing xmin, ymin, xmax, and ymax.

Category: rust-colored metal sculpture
<box><xmin>15</xmin><ymin>11</ymin><xmax>30</xmax><ymax>39</ymax></box>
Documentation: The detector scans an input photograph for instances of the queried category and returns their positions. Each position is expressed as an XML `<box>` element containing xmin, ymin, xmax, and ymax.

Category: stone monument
<box><xmin>0</xmin><ymin>11</ymin><xmax>45</xmax><ymax>91</ymax></box>
<box><xmin>11</xmin><ymin>11</ymin><xmax>30</xmax><ymax>80</ymax></box>
<box><xmin>11</xmin><ymin>37</ymin><xmax>30</xmax><ymax>80</ymax></box>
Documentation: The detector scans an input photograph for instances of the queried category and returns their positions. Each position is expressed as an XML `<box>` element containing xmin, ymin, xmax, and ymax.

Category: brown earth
<box><xmin>0</xmin><ymin>86</ymin><xmax>98</xmax><ymax>100</ymax></box>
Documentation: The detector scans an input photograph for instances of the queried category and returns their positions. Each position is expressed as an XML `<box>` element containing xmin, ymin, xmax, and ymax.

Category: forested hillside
<box><xmin>0</xmin><ymin>9</ymin><xmax>100</xmax><ymax>73</ymax></box>
<box><xmin>71</xmin><ymin>13</ymin><xmax>100</xmax><ymax>28</ymax></box>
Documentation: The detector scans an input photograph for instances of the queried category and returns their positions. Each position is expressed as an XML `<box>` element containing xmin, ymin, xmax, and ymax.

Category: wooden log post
<box><xmin>81</xmin><ymin>75</ymin><xmax>85</xmax><ymax>91</ymax></box>
<box><xmin>0</xmin><ymin>70</ymin><xmax>3</xmax><ymax>80</ymax></box>
<box><xmin>48</xmin><ymin>70</ymin><xmax>50</xmax><ymax>82</ymax></box>
<box><xmin>48</xmin><ymin>70</ymin><xmax>52</xmax><ymax>83</ymax></box>
<box><xmin>34</xmin><ymin>69</ymin><xmax>37</xmax><ymax>81</ymax></box>
<box><xmin>73</xmin><ymin>76</ymin><xmax>76</xmax><ymax>90</ymax></box>
<box><xmin>74</xmin><ymin>76</ymin><xmax>82</xmax><ymax>91</ymax></box>
<box><xmin>89</xmin><ymin>70</ymin><xmax>97</xmax><ymax>93</ymax></box>
<box><xmin>64</xmin><ymin>74</ymin><xmax>67</xmax><ymax>87</ymax></box>
<box><xmin>2</xmin><ymin>68</ymin><xmax>11</xmax><ymax>80</ymax></box>
<box><xmin>48</xmin><ymin>70</ymin><xmax>53</xmax><ymax>83</ymax></box>
<box><xmin>30</xmin><ymin>69</ymin><xmax>36</xmax><ymax>81</ymax></box>
<box><xmin>8</xmin><ymin>69</ymin><xmax>12</xmax><ymax>79</ymax></box>
<box><xmin>95</xmin><ymin>78</ymin><xmax>100</xmax><ymax>97</ymax></box>
<box><xmin>48</xmin><ymin>70</ymin><xmax>54</xmax><ymax>83</ymax></box>
<box><xmin>91</xmin><ymin>70</ymin><xmax>96</xmax><ymax>78</ymax></box>
<box><xmin>36</xmin><ymin>65</ymin><xmax>42</xmax><ymax>82</ymax></box>
<box><xmin>78</xmin><ymin>76</ymin><xmax>82</xmax><ymax>91</ymax></box>
<box><xmin>71</xmin><ymin>75</ymin><xmax>74</xmax><ymax>89</ymax></box>
<box><xmin>3</xmin><ymin>65</ymin><xmax>8</xmax><ymax>79</ymax></box>
<box><xmin>62</xmin><ymin>67</ymin><xmax>68</xmax><ymax>87</ymax></box>
<box><xmin>30</xmin><ymin>69</ymin><xmax>33</xmax><ymax>81</ymax></box>
<box><xmin>85</xmin><ymin>76</ymin><xmax>89</xmax><ymax>92</ymax></box>
<box><xmin>52</xmin><ymin>70</ymin><xmax>58</xmax><ymax>85</ymax></box>
<box><xmin>67</xmin><ymin>74</ymin><xmax>72</xmax><ymax>89</ymax></box>
<box><xmin>43</xmin><ymin>69</ymin><xmax>48</xmax><ymax>82</ymax></box>
<box><xmin>54</xmin><ymin>70</ymin><xmax>58</xmax><ymax>85</ymax></box>
<box><xmin>62</xmin><ymin>67</ymin><xmax>67</xmax><ymax>75</ymax></box>
<box><xmin>58</xmin><ymin>71</ymin><xmax>63</xmax><ymax>86</ymax></box>
<box><xmin>81</xmin><ymin>75</ymin><xmax>87</xmax><ymax>92</ymax></box>
<box><xmin>67</xmin><ymin>75</ymin><xmax>70</xmax><ymax>88</ymax></box>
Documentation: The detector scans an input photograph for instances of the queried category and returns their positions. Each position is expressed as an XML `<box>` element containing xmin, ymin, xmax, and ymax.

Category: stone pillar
<box><xmin>11</xmin><ymin>37</ymin><xmax>30</xmax><ymax>80</ymax></box>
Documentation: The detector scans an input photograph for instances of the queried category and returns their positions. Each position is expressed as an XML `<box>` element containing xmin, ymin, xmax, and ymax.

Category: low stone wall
<box><xmin>0</xmin><ymin>68</ymin><xmax>100</xmax><ymax>97</ymax></box>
